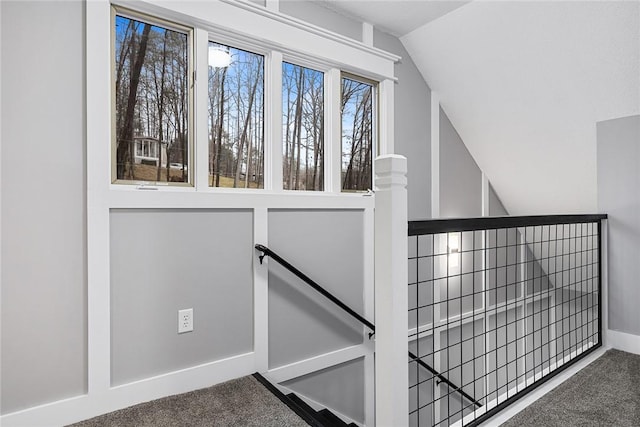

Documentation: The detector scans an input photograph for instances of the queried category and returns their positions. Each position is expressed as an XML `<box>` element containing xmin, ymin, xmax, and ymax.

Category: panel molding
<box><xmin>36</xmin><ymin>0</ymin><xmax>388</xmax><ymax>424</ymax></box>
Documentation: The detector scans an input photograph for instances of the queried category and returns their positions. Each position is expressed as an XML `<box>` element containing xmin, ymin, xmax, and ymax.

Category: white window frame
<box><xmin>111</xmin><ymin>6</ymin><xmax>195</xmax><ymax>186</ymax></box>
<box><xmin>340</xmin><ymin>72</ymin><xmax>379</xmax><ymax>193</ymax></box>
<box><xmin>203</xmin><ymin>37</ymin><xmax>269</xmax><ymax>190</ymax></box>
<box><xmin>100</xmin><ymin>0</ymin><xmax>397</xmax><ymax>197</ymax></box>
<box><xmin>280</xmin><ymin>59</ymin><xmax>327</xmax><ymax>192</ymax></box>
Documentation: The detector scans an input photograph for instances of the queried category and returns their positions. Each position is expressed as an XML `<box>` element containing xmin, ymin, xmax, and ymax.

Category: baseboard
<box><xmin>0</xmin><ymin>352</ymin><xmax>255</xmax><ymax>427</ymax></box>
<box><xmin>457</xmin><ymin>341</ymin><xmax>597</xmax><ymax>426</ymax></box>
<box><xmin>607</xmin><ymin>329</ymin><xmax>640</xmax><ymax>355</ymax></box>
<box><xmin>475</xmin><ymin>346</ymin><xmax>607</xmax><ymax>426</ymax></box>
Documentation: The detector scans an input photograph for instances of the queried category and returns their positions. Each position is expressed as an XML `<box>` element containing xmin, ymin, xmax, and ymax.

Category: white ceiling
<box><xmin>314</xmin><ymin>0</ymin><xmax>471</xmax><ymax>37</ymax></box>
<box><xmin>401</xmin><ymin>1</ymin><xmax>639</xmax><ymax>215</ymax></box>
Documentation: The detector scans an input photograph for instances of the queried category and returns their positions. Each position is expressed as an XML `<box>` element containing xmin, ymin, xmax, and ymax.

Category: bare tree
<box><xmin>153</xmin><ymin>30</ymin><xmax>169</xmax><ymax>182</ymax></box>
<box><xmin>282</xmin><ymin>65</ymin><xmax>295</xmax><ymax>188</ymax></box>
<box><xmin>117</xmin><ymin>23</ymin><xmax>151</xmax><ymax>180</ymax></box>
<box><xmin>214</xmin><ymin>67</ymin><xmax>227</xmax><ymax>187</ymax></box>
<box><xmin>341</xmin><ymin>79</ymin><xmax>373</xmax><ymax>191</ymax></box>
<box><xmin>233</xmin><ymin>56</ymin><xmax>262</xmax><ymax>188</ymax></box>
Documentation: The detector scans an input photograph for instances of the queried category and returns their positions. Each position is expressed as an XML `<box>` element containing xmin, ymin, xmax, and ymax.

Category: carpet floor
<box><xmin>69</xmin><ymin>375</ymin><xmax>309</xmax><ymax>427</ymax></box>
<box><xmin>500</xmin><ymin>349</ymin><xmax>640</xmax><ymax>427</ymax></box>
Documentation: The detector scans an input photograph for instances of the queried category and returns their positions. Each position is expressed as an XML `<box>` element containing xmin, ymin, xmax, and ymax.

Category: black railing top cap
<box><xmin>409</xmin><ymin>214</ymin><xmax>607</xmax><ymax>235</ymax></box>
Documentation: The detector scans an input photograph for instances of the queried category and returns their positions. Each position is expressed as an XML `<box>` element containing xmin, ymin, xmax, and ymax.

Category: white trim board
<box><xmin>430</xmin><ymin>91</ymin><xmax>440</xmax><ymax>218</ymax></box>
<box><xmin>267</xmin><ymin>344</ymin><xmax>369</xmax><ymax>384</ymax></box>
<box><xmin>114</xmin><ymin>0</ymin><xmax>398</xmax><ymax>81</ymax></box>
<box><xmin>607</xmin><ymin>329</ymin><xmax>640</xmax><ymax>355</ymax></box>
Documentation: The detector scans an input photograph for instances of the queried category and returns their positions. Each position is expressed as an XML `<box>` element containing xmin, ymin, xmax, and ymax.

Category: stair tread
<box><xmin>318</xmin><ymin>408</ymin><xmax>348</xmax><ymax>426</ymax></box>
<box><xmin>287</xmin><ymin>393</ymin><xmax>316</xmax><ymax>414</ymax></box>
<box><xmin>286</xmin><ymin>393</ymin><xmax>325</xmax><ymax>426</ymax></box>
<box><xmin>310</xmin><ymin>410</ymin><xmax>333</xmax><ymax>426</ymax></box>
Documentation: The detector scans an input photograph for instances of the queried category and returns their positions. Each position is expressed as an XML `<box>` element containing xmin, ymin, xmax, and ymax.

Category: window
<box><xmin>341</xmin><ymin>76</ymin><xmax>375</xmax><ymax>192</ymax></box>
<box><xmin>208</xmin><ymin>42</ymin><xmax>264</xmax><ymax>188</ymax></box>
<box><xmin>282</xmin><ymin>62</ymin><xmax>324</xmax><ymax>191</ymax></box>
<box><xmin>113</xmin><ymin>11</ymin><xmax>192</xmax><ymax>184</ymax></box>
<box><xmin>108</xmin><ymin>6</ymin><xmax>386</xmax><ymax>193</ymax></box>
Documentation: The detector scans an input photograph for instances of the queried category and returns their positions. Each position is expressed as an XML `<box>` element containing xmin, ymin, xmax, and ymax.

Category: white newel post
<box><xmin>375</xmin><ymin>154</ymin><xmax>408</xmax><ymax>427</ymax></box>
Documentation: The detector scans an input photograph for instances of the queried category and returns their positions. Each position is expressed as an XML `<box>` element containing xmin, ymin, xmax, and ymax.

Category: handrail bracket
<box><xmin>255</xmin><ymin>244</ymin><xmax>269</xmax><ymax>265</ymax></box>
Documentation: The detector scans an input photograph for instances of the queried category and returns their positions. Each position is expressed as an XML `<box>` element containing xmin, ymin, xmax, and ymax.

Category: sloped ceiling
<box><xmin>314</xmin><ymin>0</ymin><xmax>470</xmax><ymax>37</ymax></box>
<box><xmin>401</xmin><ymin>1</ymin><xmax>640</xmax><ymax>215</ymax></box>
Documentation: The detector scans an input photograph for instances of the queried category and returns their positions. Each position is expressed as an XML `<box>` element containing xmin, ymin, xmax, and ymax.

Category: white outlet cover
<box><xmin>178</xmin><ymin>308</ymin><xmax>193</xmax><ymax>334</ymax></box>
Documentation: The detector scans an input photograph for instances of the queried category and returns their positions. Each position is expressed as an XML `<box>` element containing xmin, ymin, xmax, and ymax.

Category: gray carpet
<box><xmin>500</xmin><ymin>349</ymin><xmax>640</xmax><ymax>427</ymax></box>
<box><xmin>69</xmin><ymin>375</ymin><xmax>309</xmax><ymax>427</ymax></box>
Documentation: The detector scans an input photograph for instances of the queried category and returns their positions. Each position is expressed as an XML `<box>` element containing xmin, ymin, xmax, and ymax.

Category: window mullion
<box><xmin>195</xmin><ymin>29</ymin><xmax>210</xmax><ymax>191</ymax></box>
<box><xmin>325</xmin><ymin>68</ymin><xmax>342</xmax><ymax>193</ymax></box>
<box><xmin>267</xmin><ymin>51</ymin><xmax>283</xmax><ymax>192</ymax></box>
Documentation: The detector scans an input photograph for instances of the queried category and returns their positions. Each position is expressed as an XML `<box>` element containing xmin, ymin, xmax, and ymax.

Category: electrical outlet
<box><xmin>178</xmin><ymin>308</ymin><xmax>193</xmax><ymax>334</ymax></box>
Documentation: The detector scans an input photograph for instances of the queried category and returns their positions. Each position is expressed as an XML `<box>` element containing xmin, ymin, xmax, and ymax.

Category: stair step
<box><xmin>286</xmin><ymin>393</ymin><xmax>324</xmax><ymax>427</ymax></box>
<box><xmin>287</xmin><ymin>393</ymin><xmax>316</xmax><ymax>414</ymax></box>
<box><xmin>318</xmin><ymin>408</ymin><xmax>348</xmax><ymax>426</ymax></box>
<box><xmin>310</xmin><ymin>409</ymin><xmax>333</xmax><ymax>426</ymax></box>
<box><xmin>253</xmin><ymin>374</ymin><xmax>324</xmax><ymax>427</ymax></box>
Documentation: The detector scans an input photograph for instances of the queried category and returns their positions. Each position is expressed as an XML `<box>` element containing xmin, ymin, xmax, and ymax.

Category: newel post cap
<box><xmin>375</xmin><ymin>154</ymin><xmax>407</xmax><ymax>175</ymax></box>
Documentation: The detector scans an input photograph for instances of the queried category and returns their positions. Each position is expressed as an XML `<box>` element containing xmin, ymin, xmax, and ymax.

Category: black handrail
<box><xmin>409</xmin><ymin>214</ymin><xmax>607</xmax><ymax>235</ymax></box>
<box><xmin>408</xmin><ymin>350</ymin><xmax>482</xmax><ymax>408</ymax></box>
<box><xmin>255</xmin><ymin>243</ymin><xmax>482</xmax><ymax>408</ymax></box>
<box><xmin>255</xmin><ymin>244</ymin><xmax>375</xmax><ymax>334</ymax></box>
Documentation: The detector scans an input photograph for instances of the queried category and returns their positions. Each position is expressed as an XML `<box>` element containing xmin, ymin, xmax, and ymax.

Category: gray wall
<box><xmin>110</xmin><ymin>209</ymin><xmax>254</xmax><ymax>385</ymax></box>
<box><xmin>1</xmin><ymin>0</ymin><xmax>87</xmax><ymax>414</ymax></box>
<box><xmin>597</xmin><ymin>115</ymin><xmax>640</xmax><ymax>336</ymax></box>
<box><xmin>440</xmin><ymin>107</ymin><xmax>482</xmax><ymax>218</ymax></box>
<box><xmin>489</xmin><ymin>183</ymin><xmax>508</xmax><ymax>216</ymax></box>
<box><xmin>268</xmin><ymin>209</ymin><xmax>365</xmax><ymax>368</ymax></box>
<box><xmin>283</xmin><ymin>357</ymin><xmax>365</xmax><ymax>424</ymax></box>
<box><xmin>374</xmin><ymin>30</ymin><xmax>431</xmax><ymax>221</ymax></box>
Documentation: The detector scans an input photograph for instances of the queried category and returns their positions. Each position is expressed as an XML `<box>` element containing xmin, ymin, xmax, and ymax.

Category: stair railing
<box><xmin>254</xmin><ymin>243</ymin><xmax>481</xmax><ymax>410</ymax></box>
<box><xmin>408</xmin><ymin>214</ymin><xmax>607</xmax><ymax>426</ymax></box>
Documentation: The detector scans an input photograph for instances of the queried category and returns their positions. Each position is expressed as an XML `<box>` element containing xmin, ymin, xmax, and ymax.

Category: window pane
<box><xmin>208</xmin><ymin>43</ymin><xmax>264</xmax><ymax>188</ymax></box>
<box><xmin>341</xmin><ymin>77</ymin><xmax>374</xmax><ymax>192</ymax></box>
<box><xmin>282</xmin><ymin>62</ymin><xmax>324</xmax><ymax>191</ymax></box>
<box><xmin>114</xmin><ymin>15</ymin><xmax>190</xmax><ymax>183</ymax></box>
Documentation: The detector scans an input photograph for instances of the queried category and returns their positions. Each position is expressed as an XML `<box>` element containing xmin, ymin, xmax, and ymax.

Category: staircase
<box><xmin>253</xmin><ymin>373</ymin><xmax>358</xmax><ymax>427</ymax></box>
